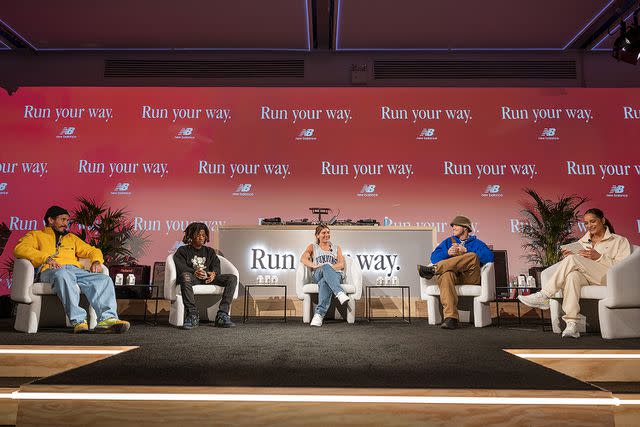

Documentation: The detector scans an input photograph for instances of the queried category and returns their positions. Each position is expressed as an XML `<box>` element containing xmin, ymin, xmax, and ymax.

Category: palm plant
<box><xmin>70</xmin><ymin>197</ymin><xmax>150</xmax><ymax>267</ymax></box>
<box><xmin>519</xmin><ymin>188</ymin><xmax>588</xmax><ymax>268</ymax></box>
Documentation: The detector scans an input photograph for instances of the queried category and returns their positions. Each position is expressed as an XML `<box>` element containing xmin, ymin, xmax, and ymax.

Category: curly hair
<box><xmin>182</xmin><ymin>222</ymin><xmax>210</xmax><ymax>244</ymax></box>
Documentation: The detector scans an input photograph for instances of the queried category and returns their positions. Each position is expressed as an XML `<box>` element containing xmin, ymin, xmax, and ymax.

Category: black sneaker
<box><xmin>441</xmin><ymin>317</ymin><xmax>459</xmax><ymax>330</ymax></box>
<box><xmin>417</xmin><ymin>264</ymin><xmax>436</xmax><ymax>280</ymax></box>
<box><xmin>214</xmin><ymin>311</ymin><xmax>235</xmax><ymax>328</ymax></box>
<box><xmin>182</xmin><ymin>313</ymin><xmax>199</xmax><ymax>330</ymax></box>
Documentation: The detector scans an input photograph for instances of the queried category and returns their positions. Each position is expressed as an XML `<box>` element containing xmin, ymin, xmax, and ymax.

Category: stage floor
<box><xmin>1</xmin><ymin>319</ymin><xmax>638</xmax><ymax>390</ymax></box>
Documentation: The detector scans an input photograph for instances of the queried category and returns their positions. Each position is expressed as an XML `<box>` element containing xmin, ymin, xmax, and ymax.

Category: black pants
<box><xmin>177</xmin><ymin>272</ymin><xmax>237</xmax><ymax>317</ymax></box>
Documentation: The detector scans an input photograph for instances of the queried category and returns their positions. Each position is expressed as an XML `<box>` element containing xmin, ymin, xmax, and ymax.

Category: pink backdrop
<box><xmin>1</xmin><ymin>87</ymin><xmax>639</xmax><ymax>294</ymax></box>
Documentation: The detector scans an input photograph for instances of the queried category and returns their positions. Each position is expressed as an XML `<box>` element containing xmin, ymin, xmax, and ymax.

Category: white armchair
<box><xmin>547</xmin><ymin>245</ymin><xmax>640</xmax><ymax>339</ymax></box>
<box><xmin>295</xmin><ymin>255</ymin><xmax>362</xmax><ymax>324</ymax></box>
<box><xmin>420</xmin><ymin>262</ymin><xmax>496</xmax><ymax>327</ymax></box>
<box><xmin>11</xmin><ymin>259</ymin><xmax>102</xmax><ymax>333</ymax></box>
<box><xmin>164</xmin><ymin>253</ymin><xmax>239</xmax><ymax>327</ymax></box>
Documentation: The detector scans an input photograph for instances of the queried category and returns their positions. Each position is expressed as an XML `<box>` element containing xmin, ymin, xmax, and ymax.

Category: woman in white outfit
<box><xmin>300</xmin><ymin>225</ymin><xmax>349</xmax><ymax>327</ymax></box>
<box><xmin>519</xmin><ymin>208</ymin><xmax>631</xmax><ymax>338</ymax></box>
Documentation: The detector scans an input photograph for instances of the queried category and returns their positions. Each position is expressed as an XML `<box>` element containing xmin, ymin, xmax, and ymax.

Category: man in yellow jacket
<box><xmin>13</xmin><ymin>205</ymin><xmax>130</xmax><ymax>333</ymax></box>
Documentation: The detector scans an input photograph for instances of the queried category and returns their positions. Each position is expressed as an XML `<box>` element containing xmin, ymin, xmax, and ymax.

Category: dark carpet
<box><xmin>2</xmin><ymin>319</ymin><xmax>639</xmax><ymax>391</ymax></box>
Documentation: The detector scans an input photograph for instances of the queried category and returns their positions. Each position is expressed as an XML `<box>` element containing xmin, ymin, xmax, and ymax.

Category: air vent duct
<box><xmin>374</xmin><ymin>60</ymin><xmax>577</xmax><ymax>80</ymax></box>
<box><xmin>105</xmin><ymin>59</ymin><xmax>304</xmax><ymax>78</ymax></box>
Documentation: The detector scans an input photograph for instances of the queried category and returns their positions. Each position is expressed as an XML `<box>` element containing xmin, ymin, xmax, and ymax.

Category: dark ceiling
<box><xmin>0</xmin><ymin>0</ymin><xmax>638</xmax><ymax>52</ymax></box>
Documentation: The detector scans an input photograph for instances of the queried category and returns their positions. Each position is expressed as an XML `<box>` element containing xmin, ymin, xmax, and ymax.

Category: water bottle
<box><xmin>115</xmin><ymin>273</ymin><xmax>123</xmax><ymax>286</ymax></box>
<box><xmin>126</xmin><ymin>273</ymin><xmax>136</xmax><ymax>286</ymax></box>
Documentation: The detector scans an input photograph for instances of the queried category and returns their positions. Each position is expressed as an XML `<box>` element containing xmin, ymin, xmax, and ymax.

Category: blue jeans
<box><xmin>313</xmin><ymin>264</ymin><xmax>344</xmax><ymax>317</ymax></box>
<box><xmin>40</xmin><ymin>265</ymin><xmax>119</xmax><ymax>325</ymax></box>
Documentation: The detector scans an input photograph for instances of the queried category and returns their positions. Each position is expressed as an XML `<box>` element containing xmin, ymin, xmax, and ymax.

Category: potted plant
<box><xmin>519</xmin><ymin>188</ymin><xmax>588</xmax><ymax>286</ymax></box>
<box><xmin>70</xmin><ymin>196</ymin><xmax>150</xmax><ymax>267</ymax></box>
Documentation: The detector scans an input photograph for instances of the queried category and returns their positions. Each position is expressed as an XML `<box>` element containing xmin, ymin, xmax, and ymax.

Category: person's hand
<box><xmin>311</xmin><ymin>262</ymin><xmax>321</xmax><ymax>269</ymax></box>
<box><xmin>579</xmin><ymin>248</ymin><xmax>601</xmax><ymax>260</ymax></box>
<box><xmin>195</xmin><ymin>268</ymin><xmax>207</xmax><ymax>280</ymax></box>
<box><xmin>458</xmin><ymin>246</ymin><xmax>468</xmax><ymax>254</ymax></box>
<box><xmin>46</xmin><ymin>257</ymin><xmax>62</xmax><ymax>269</ymax></box>
<box><xmin>561</xmin><ymin>249</ymin><xmax>572</xmax><ymax>258</ymax></box>
<box><xmin>89</xmin><ymin>261</ymin><xmax>102</xmax><ymax>273</ymax></box>
<box><xmin>447</xmin><ymin>245</ymin><xmax>459</xmax><ymax>256</ymax></box>
<box><xmin>205</xmin><ymin>271</ymin><xmax>216</xmax><ymax>284</ymax></box>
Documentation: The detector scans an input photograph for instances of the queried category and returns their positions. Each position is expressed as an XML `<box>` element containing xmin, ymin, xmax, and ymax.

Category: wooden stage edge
<box><xmin>1</xmin><ymin>346</ymin><xmax>639</xmax><ymax>426</ymax></box>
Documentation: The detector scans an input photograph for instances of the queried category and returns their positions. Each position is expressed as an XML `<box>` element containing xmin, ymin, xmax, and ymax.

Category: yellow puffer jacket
<box><xmin>13</xmin><ymin>227</ymin><xmax>104</xmax><ymax>271</ymax></box>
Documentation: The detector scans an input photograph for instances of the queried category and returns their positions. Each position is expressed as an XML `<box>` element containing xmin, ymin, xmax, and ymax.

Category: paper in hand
<box><xmin>560</xmin><ymin>241</ymin><xmax>587</xmax><ymax>254</ymax></box>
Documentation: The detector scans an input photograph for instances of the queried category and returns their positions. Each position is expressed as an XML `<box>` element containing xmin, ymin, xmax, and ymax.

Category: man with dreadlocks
<box><xmin>173</xmin><ymin>222</ymin><xmax>237</xmax><ymax>329</ymax></box>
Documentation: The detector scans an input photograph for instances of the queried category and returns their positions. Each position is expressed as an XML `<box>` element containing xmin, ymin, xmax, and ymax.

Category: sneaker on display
<box><xmin>336</xmin><ymin>292</ymin><xmax>350</xmax><ymax>305</ymax></box>
<box><xmin>562</xmin><ymin>321</ymin><xmax>581</xmax><ymax>338</ymax></box>
<box><xmin>214</xmin><ymin>311</ymin><xmax>236</xmax><ymax>328</ymax></box>
<box><xmin>310</xmin><ymin>313</ymin><xmax>323</xmax><ymax>327</ymax></box>
<box><xmin>95</xmin><ymin>317</ymin><xmax>130</xmax><ymax>334</ymax></box>
<box><xmin>182</xmin><ymin>313</ymin><xmax>200</xmax><ymax>330</ymax></box>
<box><xmin>518</xmin><ymin>292</ymin><xmax>550</xmax><ymax>310</ymax></box>
<box><xmin>72</xmin><ymin>320</ymin><xmax>89</xmax><ymax>334</ymax></box>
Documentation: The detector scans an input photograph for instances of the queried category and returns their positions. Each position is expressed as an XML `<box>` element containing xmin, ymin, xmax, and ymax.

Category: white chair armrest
<box><xmin>479</xmin><ymin>262</ymin><xmax>495</xmax><ymax>303</ymax></box>
<box><xmin>164</xmin><ymin>253</ymin><xmax>177</xmax><ymax>301</ymax></box>
<box><xmin>419</xmin><ymin>276</ymin><xmax>436</xmax><ymax>300</ymax></box>
<box><xmin>345</xmin><ymin>256</ymin><xmax>363</xmax><ymax>300</ymax></box>
<box><xmin>11</xmin><ymin>259</ymin><xmax>35</xmax><ymax>304</ymax></box>
<box><xmin>604</xmin><ymin>246</ymin><xmax>640</xmax><ymax>308</ymax></box>
<box><xmin>295</xmin><ymin>262</ymin><xmax>308</xmax><ymax>300</ymax></box>
<box><xmin>218</xmin><ymin>255</ymin><xmax>240</xmax><ymax>300</ymax></box>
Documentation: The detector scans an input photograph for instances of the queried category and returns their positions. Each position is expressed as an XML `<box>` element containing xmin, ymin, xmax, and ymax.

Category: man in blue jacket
<box><xmin>417</xmin><ymin>216</ymin><xmax>494</xmax><ymax>329</ymax></box>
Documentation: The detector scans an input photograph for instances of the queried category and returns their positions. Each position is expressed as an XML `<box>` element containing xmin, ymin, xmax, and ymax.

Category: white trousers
<box><xmin>542</xmin><ymin>255</ymin><xmax>608</xmax><ymax>322</ymax></box>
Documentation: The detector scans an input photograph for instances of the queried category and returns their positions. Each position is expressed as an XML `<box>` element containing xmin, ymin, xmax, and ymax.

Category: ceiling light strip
<box><xmin>563</xmin><ymin>0</ymin><xmax>615</xmax><ymax>49</ymax></box>
<box><xmin>0</xmin><ymin>18</ymin><xmax>38</xmax><ymax>50</ymax></box>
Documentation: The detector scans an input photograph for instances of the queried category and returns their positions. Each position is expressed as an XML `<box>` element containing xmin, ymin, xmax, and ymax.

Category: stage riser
<box><xmin>0</xmin><ymin>387</ymin><xmax>18</xmax><ymax>426</ymax></box>
<box><xmin>16</xmin><ymin>400</ymin><xmax>615</xmax><ymax>427</ymax></box>
<box><xmin>529</xmin><ymin>359</ymin><xmax>640</xmax><ymax>382</ymax></box>
<box><xmin>0</xmin><ymin>354</ymin><xmax>117</xmax><ymax>378</ymax></box>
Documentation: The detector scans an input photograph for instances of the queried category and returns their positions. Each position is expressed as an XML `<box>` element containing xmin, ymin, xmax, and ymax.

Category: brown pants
<box><xmin>435</xmin><ymin>252</ymin><xmax>481</xmax><ymax>320</ymax></box>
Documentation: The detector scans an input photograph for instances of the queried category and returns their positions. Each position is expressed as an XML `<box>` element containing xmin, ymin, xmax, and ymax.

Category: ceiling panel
<box><xmin>335</xmin><ymin>0</ymin><xmax>613</xmax><ymax>50</ymax></box>
<box><xmin>0</xmin><ymin>0</ymin><xmax>311</xmax><ymax>50</ymax></box>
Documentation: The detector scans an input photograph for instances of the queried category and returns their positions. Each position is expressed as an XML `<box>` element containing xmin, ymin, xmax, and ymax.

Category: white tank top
<box><xmin>312</xmin><ymin>243</ymin><xmax>339</xmax><ymax>266</ymax></box>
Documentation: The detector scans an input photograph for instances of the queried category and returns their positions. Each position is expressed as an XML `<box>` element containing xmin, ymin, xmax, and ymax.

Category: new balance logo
<box><xmin>56</xmin><ymin>126</ymin><xmax>77</xmax><ymax>139</ymax></box>
<box><xmin>175</xmin><ymin>128</ymin><xmax>195</xmax><ymax>139</ymax></box>
<box><xmin>295</xmin><ymin>128</ymin><xmax>317</xmax><ymax>141</ymax></box>
<box><xmin>481</xmin><ymin>184</ymin><xmax>503</xmax><ymax>198</ymax></box>
<box><xmin>357</xmin><ymin>184</ymin><xmax>378</xmax><ymax>197</ymax></box>
<box><xmin>0</xmin><ymin>182</ymin><xmax>7</xmax><ymax>194</ymax></box>
<box><xmin>538</xmin><ymin>127</ymin><xmax>559</xmax><ymax>141</ymax></box>
<box><xmin>416</xmin><ymin>128</ymin><xmax>437</xmax><ymax>141</ymax></box>
<box><xmin>111</xmin><ymin>182</ymin><xmax>131</xmax><ymax>195</ymax></box>
<box><xmin>607</xmin><ymin>185</ymin><xmax>627</xmax><ymax>198</ymax></box>
<box><xmin>232</xmin><ymin>183</ymin><xmax>255</xmax><ymax>197</ymax></box>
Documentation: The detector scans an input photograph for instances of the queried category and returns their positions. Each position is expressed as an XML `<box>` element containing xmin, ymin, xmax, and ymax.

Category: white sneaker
<box><xmin>562</xmin><ymin>321</ymin><xmax>580</xmax><ymax>338</ymax></box>
<box><xmin>336</xmin><ymin>292</ymin><xmax>350</xmax><ymax>305</ymax></box>
<box><xmin>310</xmin><ymin>313</ymin><xmax>323</xmax><ymax>327</ymax></box>
<box><xmin>518</xmin><ymin>292</ymin><xmax>550</xmax><ymax>310</ymax></box>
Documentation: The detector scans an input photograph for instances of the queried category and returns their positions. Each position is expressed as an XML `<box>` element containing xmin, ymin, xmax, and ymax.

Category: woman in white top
<box><xmin>300</xmin><ymin>224</ymin><xmax>349</xmax><ymax>327</ymax></box>
<box><xmin>519</xmin><ymin>208</ymin><xmax>631</xmax><ymax>338</ymax></box>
